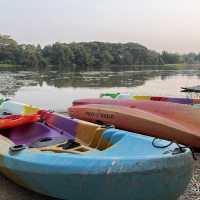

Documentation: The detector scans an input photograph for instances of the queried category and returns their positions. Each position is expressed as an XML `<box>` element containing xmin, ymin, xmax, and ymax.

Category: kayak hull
<box><xmin>0</xmin><ymin>155</ymin><xmax>192</xmax><ymax>200</ymax></box>
<box><xmin>0</xmin><ymin>131</ymin><xmax>193</xmax><ymax>200</ymax></box>
<box><xmin>69</xmin><ymin>103</ymin><xmax>200</xmax><ymax>148</ymax></box>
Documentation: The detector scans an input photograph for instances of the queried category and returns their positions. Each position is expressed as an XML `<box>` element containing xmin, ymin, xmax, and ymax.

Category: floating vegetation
<box><xmin>0</xmin><ymin>71</ymin><xmax>38</xmax><ymax>96</ymax></box>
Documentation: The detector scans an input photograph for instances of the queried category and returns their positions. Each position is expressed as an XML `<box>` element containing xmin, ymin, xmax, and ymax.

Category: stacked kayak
<box><xmin>0</xmin><ymin>100</ymin><xmax>193</xmax><ymax>200</ymax></box>
<box><xmin>0</xmin><ymin>114</ymin><xmax>40</xmax><ymax>129</ymax></box>
<box><xmin>0</xmin><ymin>99</ymin><xmax>40</xmax><ymax>115</ymax></box>
<box><xmin>132</xmin><ymin>95</ymin><xmax>200</xmax><ymax>105</ymax></box>
<box><xmin>71</xmin><ymin>98</ymin><xmax>200</xmax><ymax>149</ymax></box>
<box><xmin>181</xmin><ymin>85</ymin><xmax>200</xmax><ymax>92</ymax></box>
<box><xmin>100</xmin><ymin>92</ymin><xmax>200</xmax><ymax>105</ymax></box>
<box><xmin>0</xmin><ymin>99</ymin><xmax>40</xmax><ymax>129</ymax></box>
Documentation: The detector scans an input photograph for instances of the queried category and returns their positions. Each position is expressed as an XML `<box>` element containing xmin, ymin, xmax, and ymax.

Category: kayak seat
<box><xmin>35</xmin><ymin>128</ymin><xmax>110</xmax><ymax>153</ymax></box>
<box><xmin>40</xmin><ymin>142</ymin><xmax>94</xmax><ymax>154</ymax></box>
<box><xmin>42</xmin><ymin>113</ymin><xmax>78</xmax><ymax>138</ymax></box>
<box><xmin>5</xmin><ymin>122</ymin><xmax>70</xmax><ymax>146</ymax></box>
<box><xmin>75</xmin><ymin>122</ymin><xmax>111</xmax><ymax>150</ymax></box>
<box><xmin>39</xmin><ymin>112</ymin><xmax>112</xmax><ymax>151</ymax></box>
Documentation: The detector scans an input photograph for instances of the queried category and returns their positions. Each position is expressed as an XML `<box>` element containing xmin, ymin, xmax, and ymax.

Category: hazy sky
<box><xmin>0</xmin><ymin>0</ymin><xmax>200</xmax><ymax>53</ymax></box>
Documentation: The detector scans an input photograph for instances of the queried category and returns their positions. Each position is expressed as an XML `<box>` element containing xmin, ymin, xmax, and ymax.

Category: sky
<box><xmin>0</xmin><ymin>0</ymin><xmax>200</xmax><ymax>53</ymax></box>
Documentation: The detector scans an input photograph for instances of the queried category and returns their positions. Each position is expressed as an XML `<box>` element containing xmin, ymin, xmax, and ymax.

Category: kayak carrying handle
<box><xmin>9</xmin><ymin>144</ymin><xmax>27</xmax><ymax>152</ymax></box>
<box><xmin>175</xmin><ymin>143</ymin><xmax>197</xmax><ymax>160</ymax></box>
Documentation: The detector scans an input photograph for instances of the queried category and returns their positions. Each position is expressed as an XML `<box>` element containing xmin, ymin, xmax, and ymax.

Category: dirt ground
<box><xmin>0</xmin><ymin>154</ymin><xmax>199</xmax><ymax>200</ymax></box>
<box><xmin>179</xmin><ymin>153</ymin><xmax>200</xmax><ymax>200</ymax></box>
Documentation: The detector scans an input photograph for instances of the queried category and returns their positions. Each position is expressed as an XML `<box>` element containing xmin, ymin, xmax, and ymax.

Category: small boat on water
<box><xmin>72</xmin><ymin>98</ymin><xmax>200</xmax><ymax>148</ymax></box>
<box><xmin>100</xmin><ymin>92</ymin><xmax>200</xmax><ymax>105</ymax></box>
<box><xmin>0</xmin><ymin>99</ymin><xmax>193</xmax><ymax>200</ymax></box>
<box><xmin>181</xmin><ymin>85</ymin><xmax>200</xmax><ymax>93</ymax></box>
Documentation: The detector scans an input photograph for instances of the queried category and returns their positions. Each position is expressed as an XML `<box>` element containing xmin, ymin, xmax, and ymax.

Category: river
<box><xmin>0</xmin><ymin>68</ymin><xmax>200</xmax><ymax>111</ymax></box>
<box><xmin>0</xmin><ymin>67</ymin><xmax>200</xmax><ymax>200</ymax></box>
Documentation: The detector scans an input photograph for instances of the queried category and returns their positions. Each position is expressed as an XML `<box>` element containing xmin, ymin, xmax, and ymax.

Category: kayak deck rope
<box><xmin>152</xmin><ymin>138</ymin><xmax>197</xmax><ymax>160</ymax></box>
<box><xmin>152</xmin><ymin>138</ymin><xmax>173</xmax><ymax>149</ymax></box>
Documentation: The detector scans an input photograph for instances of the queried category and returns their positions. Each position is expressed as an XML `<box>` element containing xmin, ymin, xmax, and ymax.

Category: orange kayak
<box><xmin>0</xmin><ymin>114</ymin><xmax>40</xmax><ymax>129</ymax></box>
<box><xmin>73</xmin><ymin>98</ymin><xmax>200</xmax><ymax>123</ymax></box>
<box><xmin>69</xmin><ymin>104</ymin><xmax>200</xmax><ymax>149</ymax></box>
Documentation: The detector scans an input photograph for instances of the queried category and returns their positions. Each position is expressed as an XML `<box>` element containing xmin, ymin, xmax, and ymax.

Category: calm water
<box><xmin>0</xmin><ymin>68</ymin><xmax>200</xmax><ymax>111</ymax></box>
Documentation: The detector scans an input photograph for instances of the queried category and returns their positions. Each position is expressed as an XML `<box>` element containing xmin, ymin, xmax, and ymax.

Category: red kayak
<box><xmin>145</xmin><ymin>96</ymin><xmax>200</xmax><ymax>105</ymax></box>
<box><xmin>0</xmin><ymin>114</ymin><xmax>40</xmax><ymax>129</ymax></box>
<box><xmin>69</xmin><ymin>104</ymin><xmax>200</xmax><ymax>148</ymax></box>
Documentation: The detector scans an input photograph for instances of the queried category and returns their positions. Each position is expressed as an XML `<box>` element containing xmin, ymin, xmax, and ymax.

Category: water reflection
<box><xmin>0</xmin><ymin>71</ymin><xmax>38</xmax><ymax>96</ymax></box>
<box><xmin>0</xmin><ymin>69</ymin><xmax>200</xmax><ymax>96</ymax></box>
<box><xmin>1</xmin><ymin>68</ymin><xmax>200</xmax><ymax>111</ymax></box>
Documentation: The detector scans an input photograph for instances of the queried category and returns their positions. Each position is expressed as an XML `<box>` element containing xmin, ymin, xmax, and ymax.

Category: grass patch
<box><xmin>0</xmin><ymin>64</ymin><xmax>22</xmax><ymax>68</ymax></box>
<box><xmin>163</xmin><ymin>63</ymin><xmax>200</xmax><ymax>68</ymax></box>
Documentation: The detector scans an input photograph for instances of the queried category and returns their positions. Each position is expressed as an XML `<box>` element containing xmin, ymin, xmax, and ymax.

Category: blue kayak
<box><xmin>0</xmin><ymin>101</ymin><xmax>193</xmax><ymax>200</ymax></box>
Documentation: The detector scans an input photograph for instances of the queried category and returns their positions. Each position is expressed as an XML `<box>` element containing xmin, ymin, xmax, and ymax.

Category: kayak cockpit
<box><xmin>0</xmin><ymin>100</ymin><xmax>188</xmax><ymax>157</ymax></box>
<box><xmin>0</xmin><ymin>117</ymin><xmax>113</xmax><ymax>154</ymax></box>
<box><xmin>0</xmin><ymin>101</ymin><xmax>114</xmax><ymax>154</ymax></box>
<box><xmin>0</xmin><ymin>103</ymin><xmax>128</xmax><ymax>155</ymax></box>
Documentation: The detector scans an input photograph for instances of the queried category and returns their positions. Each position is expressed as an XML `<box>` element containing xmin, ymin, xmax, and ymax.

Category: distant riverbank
<box><xmin>1</xmin><ymin>34</ymin><xmax>200</xmax><ymax>72</ymax></box>
<box><xmin>1</xmin><ymin>63</ymin><xmax>200</xmax><ymax>72</ymax></box>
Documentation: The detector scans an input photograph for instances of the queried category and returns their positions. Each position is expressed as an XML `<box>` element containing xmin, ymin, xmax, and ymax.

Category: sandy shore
<box><xmin>0</xmin><ymin>154</ymin><xmax>199</xmax><ymax>200</ymax></box>
<box><xmin>179</xmin><ymin>153</ymin><xmax>200</xmax><ymax>200</ymax></box>
<box><xmin>0</xmin><ymin>173</ymin><xmax>54</xmax><ymax>200</ymax></box>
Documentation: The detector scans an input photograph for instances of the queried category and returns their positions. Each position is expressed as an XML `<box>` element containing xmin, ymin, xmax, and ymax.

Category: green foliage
<box><xmin>182</xmin><ymin>53</ymin><xmax>200</xmax><ymax>64</ymax></box>
<box><xmin>161</xmin><ymin>51</ymin><xmax>182</xmax><ymax>64</ymax></box>
<box><xmin>0</xmin><ymin>34</ymin><xmax>18</xmax><ymax>64</ymax></box>
<box><xmin>0</xmin><ymin>34</ymin><xmax>200</xmax><ymax>71</ymax></box>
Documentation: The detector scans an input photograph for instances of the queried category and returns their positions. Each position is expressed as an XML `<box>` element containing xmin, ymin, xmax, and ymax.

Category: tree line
<box><xmin>0</xmin><ymin>34</ymin><xmax>200</xmax><ymax>71</ymax></box>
